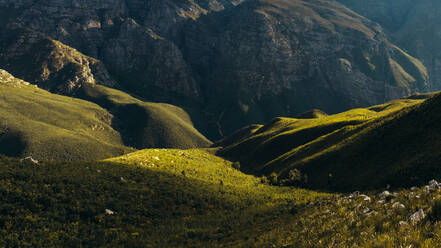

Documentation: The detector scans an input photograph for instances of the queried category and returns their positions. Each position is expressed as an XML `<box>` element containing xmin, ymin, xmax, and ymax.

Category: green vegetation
<box><xmin>218</xmin><ymin>94</ymin><xmax>440</xmax><ymax>190</ymax></box>
<box><xmin>0</xmin><ymin>69</ymin><xmax>133</xmax><ymax>161</ymax></box>
<box><xmin>77</xmin><ymin>83</ymin><xmax>212</xmax><ymax>149</ymax></box>
<box><xmin>0</xmin><ymin>70</ymin><xmax>210</xmax><ymax>161</ymax></box>
<box><xmin>2</xmin><ymin>148</ymin><xmax>441</xmax><ymax>247</ymax></box>
<box><xmin>0</xmin><ymin>150</ymin><xmax>327</xmax><ymax>247</ymax></box>
<box><xmin>0</xmin><ymin>26</ymin><xmax>211</xmax><ymax>153</ymax></box>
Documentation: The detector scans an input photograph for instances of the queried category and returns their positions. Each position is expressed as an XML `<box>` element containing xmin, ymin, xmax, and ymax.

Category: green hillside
<box><xmin>0</xmin><ymin>69</ymin><xmax>133</xmax><ymax>161</ymax></box>
<box><xmin>218</xmin><ymin>94</ymin><xmax>440</xmax><ymax>190</ymax></box>
<box><xmin>76</xmin><ymin>83</ymin><xmax>211</xmax><ymax>149</ymax></box>
<box><xmin>2</xmin><ymin>148</ymin><xmax>441</xmax><ymax>247</ymax></box>
<box><xmin>0</xmin><ymin>70</ymin><xmax>210</xmax><ymax>161</ymax></box>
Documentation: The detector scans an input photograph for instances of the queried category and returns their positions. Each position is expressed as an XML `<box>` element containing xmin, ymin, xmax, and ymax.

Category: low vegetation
<box><xmin>0</xmin><ymin>70</ymin><xmax>211</xmax><ymax>161</ymax></box>
<box><xmin>2</xmin><ymin>148</ymin><xmax>441</xmax><ymax>247</ymax></box>
<box><xmin>77</xmin><ymin>83</ymin><xmax>212</xmax><ymax>149</ymax></box>
<box><xmin>218</xmin><ymin>94</ymin><xmax>440</xmax><ymax>190</ymax></box>
<box><xmin>0</xmin><ymin>69</ymin><xmax>133</xmax><ymax>161</ymax></box>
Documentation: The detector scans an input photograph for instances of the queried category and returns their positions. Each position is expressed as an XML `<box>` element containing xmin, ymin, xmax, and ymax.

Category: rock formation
<box><xmin>0</xmin><ymin>0</ymin><xmax>430</xmax><ymax>139</ymax></box>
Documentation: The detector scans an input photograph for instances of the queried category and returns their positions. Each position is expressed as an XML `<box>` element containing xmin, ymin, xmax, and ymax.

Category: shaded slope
<box><xmin>173</xmin><ymin>0</ymin><xmax>429</xmax><ymax>137</ymax></box>
<box><xmin>3</xmin><ymin>147</ymin><xmax>441</xmax><ymax>246</ymax></box>
<box><xmin>0</xmin><ymin>150</ymin><xmax>327</xmax><ymax>247</ymax></box>
<box><xmin>336</xmin><ymin>0</ymin><xmax>441</xmax><ymax>91</ymax></box>
<box><xmin>0</xmin><ymin>0</ymin><xmax>430</xmax><ymax>139</ymax></box>
<box><xmin>0</xmin><ymin>69</ymin><xmax>133</xmax><ymax>161</ymax></box>
<box><xmin>0</xmin><ymin>70</ymin><xmax>211</xmax><ymax>160</ymax></box>
<box><xmin>77</xmin><ymin>83</ymin><xmax>212</xmax><ymax>149</ymax></box>
<box><xmin>0</xmin><ymin>26</ymin><xmax>117</xmax><ymax>95</ymax></box>
<box><xmin>0</xmin><ymin>27</ymin><xmax>211</xmax><ymax>152</ymax></box>
<box><xmin>218</xmin><ymin>95</ymin><xmax>437</xmax><ymax>190</ymax></box>
<box><xmin>296</xmin><ymin>109</ymin><xmax>328</xmax><ymax>119</ymax></box>
<box><xmin>283</xmin><ymin>92</ymin><xmax>441</xmax><ymax>190</ymax></box>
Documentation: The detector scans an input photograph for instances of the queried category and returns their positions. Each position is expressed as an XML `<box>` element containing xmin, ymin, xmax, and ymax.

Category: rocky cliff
<box><xmin>337</xmin><ymin>0</ymin><xmax>441</xmax><ymax>91</ymax></box>
<box><xmin>0</xmin><ymin>0</ymin><xmax>430</xmax><ymax>139</ymax></box>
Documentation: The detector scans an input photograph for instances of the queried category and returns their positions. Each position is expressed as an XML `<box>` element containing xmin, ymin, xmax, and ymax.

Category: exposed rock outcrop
<box><xmin>0</xmin><ymin>0</ymin><xmax>430</xmax><ymax>139</ymax></box>
<box><xmin>337</xmin><ymin>0</ymin><xmax>441</xmax><ymax>91</ymax></box>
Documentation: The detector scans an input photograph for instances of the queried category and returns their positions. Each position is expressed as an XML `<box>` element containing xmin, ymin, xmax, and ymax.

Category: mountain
<box><xmin>217</xmin><ymin>92</ymin><xmax>441</xmax><ymax>190</ymax></box>
<box><xmin>336</xmin><ymin>0</ymin><xmax>441</xmax><ymax>91</ymax></box>
<box><xmin>0</xmin><ymin>0</ymin><xmax>430</xmax><ymax>139</ymax></box>
<box><xmin>0</xmin><ymin>69</ymin><xmax>210</xmax><ymax>160</ymax></box>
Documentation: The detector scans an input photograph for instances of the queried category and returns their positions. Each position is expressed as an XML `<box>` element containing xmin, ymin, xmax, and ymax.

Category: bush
<box><xmin>269</xmin><ymin>173</ymin><xmax>278</xmax><ymax>185</ymax></box>
<box><xmin>429</xmin><ymin>199</ymin><xmax>441</xmax><ymax>222</ymax></box>
<box><xmin>232</xmin><ymin>162</ymin><xmax>241</xmax><ymax>170</ymax></box>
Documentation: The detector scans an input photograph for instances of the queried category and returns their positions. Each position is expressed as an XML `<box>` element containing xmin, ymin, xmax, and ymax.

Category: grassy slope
<box><xmin>0</xmin><ymin>26</ymin><xmax>211</xmax><ymax>152</ymax></box>
<box><xmin>0</xmin><ymin>70</ymin><xmax>134</xmax><ymax>161</ymax></box>
<box><xmin>0</xmin><ymin>150</ymin><xmax>327</xmax><ymax>247</ymax></box>
<box><xmin>289</xmin><ymin>92</ymin><xmax>441</xmax><ymax>190</ymax></box>
<box><xmin>218</xmin><ymin>95</ymin><xmax>439</xmax><ymax>190</ymax></box>
<box><xmin>77</xmin><ymin>83</ymin><xmax>212</xmax><ymax>149</ymax></box>
<box><xmin>0</xmin><ymin>69</ymin><xmax>210</xmax><ymax>161</ymax></box>
<box><xmin>2</xmin><ymin>149</ymin><xmax>441</xmax><ymax>247</ymax></box>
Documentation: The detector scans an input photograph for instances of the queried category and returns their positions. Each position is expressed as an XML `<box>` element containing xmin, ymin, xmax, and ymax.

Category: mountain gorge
<box><xmin>0</xmin><ymin>0</ymin><xmax>430</xmax><ymax>139</ymax></box>
<box><xmin>337</xmin><ymin>0</ymin><xmax>441</xmax><ymax>91</ymax></box>
<box><xmin>4</xmin><ymin>0</ymin><xmax>441</xmax><ymax>247</ymax></box>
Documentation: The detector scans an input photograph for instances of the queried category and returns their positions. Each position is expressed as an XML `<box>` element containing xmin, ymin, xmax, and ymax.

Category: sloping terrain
<box><xmin>218</xmin><ymin>93</ymin><xmax>441</xmax><ymax>190</ymax></box>
<box><xmin>336</xmin><ymin>0</ymin><xmax>441</xmax><ymax>92</ymax></box>
<box><xmin>0</xmin><ymin>70</ymin><xmax>210</xmax><ymax>160</ymax></box>
<box><xmin>0</xmin><ymin>26</ymin><xmax>117</xmax><ymax>95</ymax></box>
<box><xmin>2</xmin><ymin>148</ymin><xmax>441</xmax><ymax>247</ymax></box>
<box><xmin>76</xmin><ymin>83</ymin><xmax>211</xmax><ymax>149</ymax></box>
<box><xmin>0</xmin><ymin>69</ymin><xmax>132</xmax><ymax>160</ymax></box>
<box><xmin>0</xmin><ymin>0</ymin><xmax>430</xmax><ymax>139</ymax></box>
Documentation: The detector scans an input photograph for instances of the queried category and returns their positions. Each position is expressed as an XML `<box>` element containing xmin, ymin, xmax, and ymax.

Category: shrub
<box><xmin>269</xmin><ymin>173</ymin><xmax>278</xmax><ymax>185</ymax></box>
<box><xmin>429</xmin><ymin>199</ymin><xmax>441</xmax><ymax>223</ymax></box>
<box><xmin>232</xmin><ymin>162</ymin><xmax>241</xmax><ymax>170</ymax></box>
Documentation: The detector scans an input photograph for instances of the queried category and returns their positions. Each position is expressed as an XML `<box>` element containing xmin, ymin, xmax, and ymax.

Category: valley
<box><xmin>1</xmin><ymin>0</ymin><xmax>441</xmax><ymax>247</ymax></box>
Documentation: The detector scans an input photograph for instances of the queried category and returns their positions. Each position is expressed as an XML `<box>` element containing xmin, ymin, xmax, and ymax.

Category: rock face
<box><xmin>0</xmin><ymin>0</ymin><xmax>430</xmax><ymax>139</ymax></box>
<box><xmin>337</xmin><ymin>0</ymin><xmax>441</xmax><ymax>91</ymax></box>
<box><xmin>0</xmin><ymin>26</ymin><xmax>116</xmax><ymax>94</ymax></box>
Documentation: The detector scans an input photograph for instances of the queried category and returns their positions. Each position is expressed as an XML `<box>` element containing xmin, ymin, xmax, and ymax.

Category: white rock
<box><xmin>379</xmin><ymin>191</ymin><xmax>391</xmax><ymax>199</ymax></box>
<box><xmin>153</xmin><ymin>156</ymin><xmax>160</xmax><ymax>161</ymax></box>
<box><xmin>120</xmin><ymin>177</ymin><xmax>127</xmax><ymax>183</ymax></box>
<box><xmin>377</xmin><ymin>200</ymin><xmax>385</xmax><ymax>204</ymax></box>
<box><xmin>22</xmin><ymin>156</ymin><xmax>39</xmax><ymax>164</ymax></box>
<box><xmin>361</xmin><ymin>195</ymin><xmax>371</xmax><ymax>202</ymax></box>
<box><xmin>428</xmin><ymin>179</ymin><xmax>441</xmax><ymax>190</ymax></box>
<box><xmin>410</xmin><ymin>209</ymin><xmax>425</xmax><ymax>225</ymax></box>
<box><xmin>429</xmin><ymin>179</ymin><xmax>439</xmax><ymax>187</ymax></box>
<box><xmin>392</xmin><ymin>202</ymin><xmax>405</xmax><ymax>209</ymax></box>
<box><xmin>362</xmin><ymin>208</ymin><xmax>370</xmax><ymax>214</ymax></box>
<box><xmin>399</xmin><ymin>221</ymin><xmax>409</xmax><ymax>227</ymax></box>
<box><xmin>105</xmin><ymin>209</ymin><xmax>115</xmax><ymax>215</ymax></box>
<box><xmin>424</xmin><ymin>185</ymin><xmax>431</xmax><ymax>192</ymax></box>
<box><xmin>349</xmin><ymin>191</ymin><xmax>360</xmax><ymax>198</ymax></box>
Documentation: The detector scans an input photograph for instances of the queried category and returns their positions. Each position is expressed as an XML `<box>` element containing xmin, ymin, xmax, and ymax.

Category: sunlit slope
<box><xmin>218</xmin><ymin>95</ymin><xmax>437</xmax><ymax>190</ymax></box>
<box><xmin>3</xmin><ymin>147</ymin><xmax>441</xmax><ymax>247</ymax></box>
<box><xmin>77</xmin><ymin>83</ymin><xmax>212</xmax><ymax>149</ymax></box>
<box><xmin>0</xmin><ymin>70</ymin><xmax>211</xmax><ymax>160</ymax></box>
<box><xmin>0</xmin><ymin>150</ymin><xmax>327</xmax><ymax>247</ymax></box>
<box><xmin>0</xmin><ymin>69</ymin><xmax>133</xmax><ymax>160</ymax></box>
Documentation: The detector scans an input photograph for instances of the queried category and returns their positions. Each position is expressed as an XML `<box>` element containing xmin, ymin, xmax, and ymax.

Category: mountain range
<box><xmin>3</xmin><ymin>0</ymin><xmax>441</xmax><ymax>247</ymax></box>
<box><xmin>0</xmin><ymin>0</ymin><xmax>433</xmax><ymax>140</ymax></box>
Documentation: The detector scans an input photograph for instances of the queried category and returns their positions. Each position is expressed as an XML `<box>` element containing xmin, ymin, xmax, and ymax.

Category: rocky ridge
<box><xmin>0</xmin><ymin>0</ymin><xmax>431</xmax><ymax>139</ymax></box>
<box><xmin>337</xmin><ymin>0</ymin><xmax>441</xmax><ymax>91</ymax></box>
